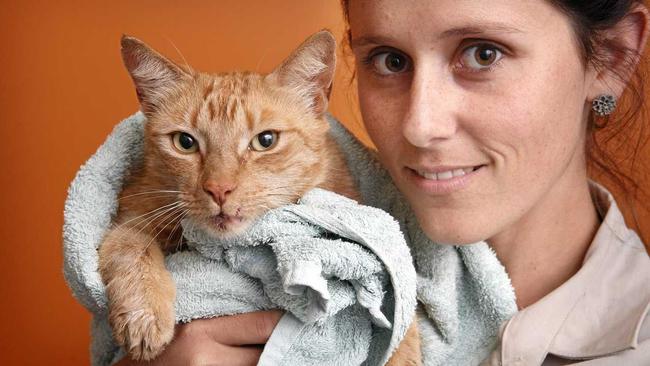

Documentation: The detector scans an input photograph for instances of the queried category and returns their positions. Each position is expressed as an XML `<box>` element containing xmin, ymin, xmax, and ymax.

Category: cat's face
<box><xmin>121</xmin><ymin>32</ymin><xmax>336</xmax><ymax>237</ymax></box>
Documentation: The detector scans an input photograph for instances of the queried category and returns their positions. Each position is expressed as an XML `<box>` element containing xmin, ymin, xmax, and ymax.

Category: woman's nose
<box><xmin>402</xmin><ymin>69</ymin><xmax>458</xmax><ymax>148</ymax></box>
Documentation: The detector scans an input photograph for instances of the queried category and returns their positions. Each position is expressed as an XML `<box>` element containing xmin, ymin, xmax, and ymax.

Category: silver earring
<box><xmin>592</xmin><ymin>94</ymin><xmax>617</xmax><ymax>116</ymax></box>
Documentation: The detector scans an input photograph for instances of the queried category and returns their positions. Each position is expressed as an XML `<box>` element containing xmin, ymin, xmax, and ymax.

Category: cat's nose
<box><xmin>203</xmin><ymin>180</ymin><xmax>237</xmax><ymax>206</ymax></box>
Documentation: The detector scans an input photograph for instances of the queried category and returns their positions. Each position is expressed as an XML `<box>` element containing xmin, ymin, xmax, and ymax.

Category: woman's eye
<box><xmin>250</xmin><ymin>130</ymin><xmax>279</xmax><ymax>151</ymax></box>
<box><xmin>172</xmin><ymin>132</ymin><xmax>198</xmax><ymax>153</ymax></box>
<box><xmin>459</xmin><ymin>44</ymin><xmax>503</xmax><ymax>71</ymax></box>
<box><xmin>371</xmin><ymin>52</ymin><xmax>410</xmax><ymax>75</ymax></box>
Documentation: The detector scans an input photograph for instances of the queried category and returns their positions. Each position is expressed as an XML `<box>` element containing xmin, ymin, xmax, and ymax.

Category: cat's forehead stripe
<box><xmin>207</xmin><ymin>100</ymin><xmax>216</xmax><ymax>121</ymax></box>
<box><xmin>216</xmin><ymin>73</ymin><xmax>253</xmax><ymax>96</ymax></box>
<box><xmin>225</xmin><ymin>97</ymin><xmax>239</xmax><ymax>121</ymax></box>
<box><xmin>194</xmin><ymin>73</ymin><xmax>266</xmax><ymax>127</ymax></box>
<box><xmin>245</xmin><ymin>108</ymin><xmax>256</xmax><ymax>131</ymax></box>
<box><xmin>190</xmin><ymin>105</ymin><xmax>200</xmax><ymax>128</ymax></box>
<box><xmin>202</xmin><ymin>79</ymin><xmax>215</xmax><ymax>101</ymax></box>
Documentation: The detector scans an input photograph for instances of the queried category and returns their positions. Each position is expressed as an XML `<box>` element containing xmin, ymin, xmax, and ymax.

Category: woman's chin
<box><xmin>423</xmin><ymin>229</ymin><xmax>487</xmax><ymax>245</ymax></box>
<box><xmin>413</xmin><ymin>210</ymin><xmax>494</xmax><ymax>245</ymax></box>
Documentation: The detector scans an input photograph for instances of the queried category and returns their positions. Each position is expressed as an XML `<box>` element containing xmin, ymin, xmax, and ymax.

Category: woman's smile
<box><xmin>405</xmin><ymin>164</ymin><xmax>486</xmax><ymax>195</ymax></box>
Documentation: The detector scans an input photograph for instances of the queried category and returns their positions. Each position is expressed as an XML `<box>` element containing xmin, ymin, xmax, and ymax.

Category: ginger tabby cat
<box><xmin>98</xmin><ymin>30</ymin><xmax>420</xmax><ymax>365</ymax></box>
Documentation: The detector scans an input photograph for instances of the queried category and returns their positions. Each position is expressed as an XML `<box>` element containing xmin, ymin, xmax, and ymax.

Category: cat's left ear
<box><xmin>121</xmin><ymin>35</ymin><xmax>192</xmax><ymax>116</ymax></box>
<box><xmin>267</xmin><ymin>30</ymin><xmax>336</xmax><ymax>117</ymax></box>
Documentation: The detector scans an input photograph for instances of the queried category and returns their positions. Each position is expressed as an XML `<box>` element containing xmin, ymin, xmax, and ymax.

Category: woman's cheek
<box><xmin>358</xmin><ymin>86</ymin><xmax>401</xmax><ymax>149</ymax></box>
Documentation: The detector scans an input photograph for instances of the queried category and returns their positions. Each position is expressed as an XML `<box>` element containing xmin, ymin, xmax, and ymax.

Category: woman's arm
<box><xmin>114</xmin><ymin>310</ymin><xmax>283</xmax><ymax>366</ymax></box>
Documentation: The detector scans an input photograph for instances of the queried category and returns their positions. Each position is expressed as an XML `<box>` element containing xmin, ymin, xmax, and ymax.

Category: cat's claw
<box><xmin>110</xmin><ymin>306</ymin><xmax>175</xmax><ymax>361</ymax></box>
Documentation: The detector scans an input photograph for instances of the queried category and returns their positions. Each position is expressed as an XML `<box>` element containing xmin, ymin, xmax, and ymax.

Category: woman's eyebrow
<box><xmin>440</xmin><ymin>22</ymin><xmax>524</xmax><ymax>38</ymax></box>
<box><xmin>350</xmin><ymin>22</ymin><xmax>523</xmax><ymax>49</ymax></box>
<box><xmin>350</xmin><ymin>35</ymin><xmax>394</xmax><ymax>49</ymax></box>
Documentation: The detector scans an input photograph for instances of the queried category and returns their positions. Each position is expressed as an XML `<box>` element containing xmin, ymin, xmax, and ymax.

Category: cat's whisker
<box><xmin>168</xmin><ymin>210</ymin><xmax>191</xmax><ymax>252</ymax></box>
<box><xmin>127</xmin><ymin>202</ymin><xmax>184</xmax><ymax>231</ymax></box>
<box><xmin>258</xmin><ymin>191</ymin><xmax>311</xmax><ymax>198</ymax></box>
<box><xmin>243</xmin><ymin>186</ymin><xmax>311</xmax><ymax>197</ymax></box>
<box><xmin>263</xmin><ymin>184</ymin><xmax>314</xmax><ymax>191</ymax></box>
<box><xmin>165</xmin><ymin>208</ymin><xmax>190</xmax><ymax>245</ymax></box>
<box><xmin>130</xmin><ymin>202</ymin><xmax>187</xmax><ymax>238</ymax></box>
<box><xmin>118</xmin><ymin>190</ymin><xmax>183</xmax><ymax>200</ymax></box>
<box><xmin>145</xmin><ymin>204</ymin><xmax>188</xmax><ymax>238</ymax></box>
<box><xmin>113</xmin><ymin>202</ymin><xmax>186</xmax><ymax>245</ymax></box>
<box><xmin>119</xmin><ymin>207</ymin><xmax>187</xmax><ymax>276</ymax></box>
<box><xmin>165</xmin><ymin>36</ymin><xmax>194</xmax><ymax>75</ymax></box>
<box><xmin>142</xmin><ymin>206</ymin><xmax>190</xmax><ymax>254</ymax></box>
<box><xmin>179</xmin><ymin>219</ymin><xmax>197</xmax><ymax>251</ymax></box>
<box><xmin>119</xmin><ymin>195</ymin><xmax>184</xmax><ymax>204</ymax></box>
<box><xmin>239</xmin><ymin>196</ymin><xmax>296</xmax><ymax>209</ymax></box>
<box><xmin>115</xmin><ymin>201</ymin><xmax>184</xmax><ymax>231</ymax></box>
<box><xmin>254</xmin><ymin>47</ymin><xmax>270</xmax><ymax>73</ymax></box>
<box><xmin>238</xmin><ymin>201</ymin><xmax>276</xmax><ymax>209</ymax></box>
<box><xmin>166</xmin><ymin>210</ymin><xmax>188</xmax><ymax>241</ymax></box>
<box><xmin>257</xmin><ymin>192</ymin><xmax>302</xmax><ymax>198</ymax></box>
<box><xmin>238</xmin><ymin>205</ymin><xmax>275</xmax><ymax>214</ymax></box>
<box><xmin>238</xmin><ymin>201</ymin><xmax>273</xmax><ymax>208</ymax></box>
<box><xmin>237</xmin><ymin>201</ymin><xmax>271</xmax><ymax>209</ymax></box>
<box><xmin>258</xmin><ymin>193</ymin><xmax>301</xmax><ymax>199</ymax></box>
<box><xmin>123</xmin><ymin>206</ymin><xmax>189</xmax><ymax>271</ymax></box>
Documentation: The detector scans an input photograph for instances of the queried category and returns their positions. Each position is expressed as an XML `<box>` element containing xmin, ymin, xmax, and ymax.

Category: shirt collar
<box><xmin>499</xmin><ymin>182</ymin><xmax>650</xmax><ymax>364</ymax></box>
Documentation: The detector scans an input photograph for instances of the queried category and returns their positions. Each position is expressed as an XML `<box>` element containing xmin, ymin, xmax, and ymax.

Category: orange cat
<box><xmin>98</xmin><ymin>31</ymin><xmax>419</xmax><ymax>365</ymax></box>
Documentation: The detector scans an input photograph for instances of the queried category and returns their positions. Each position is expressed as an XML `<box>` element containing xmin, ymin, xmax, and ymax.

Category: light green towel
<box><xmin>63</xmin><ymin>112</ymin><xmax>417</xmax><ymax>366</ymax></box>
<box><xmin>63</xmin><ymin>112</ymin><xmax>517</xmax><ymax>366</ymax></box>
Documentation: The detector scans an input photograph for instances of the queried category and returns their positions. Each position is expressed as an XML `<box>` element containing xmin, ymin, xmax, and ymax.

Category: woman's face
<box><xmin>349</xmin><ymin>0</ymin><xmax>597</xmax><ymax>244</ymax></box>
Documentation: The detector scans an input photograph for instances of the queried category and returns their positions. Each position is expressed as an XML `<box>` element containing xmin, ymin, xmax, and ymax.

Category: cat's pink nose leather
<box><xmin>203</xmin><ymin>180</ymin><xmax>236</xmax><ymax>206</ymax></box>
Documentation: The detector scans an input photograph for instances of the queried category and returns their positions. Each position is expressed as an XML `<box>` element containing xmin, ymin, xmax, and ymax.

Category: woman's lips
<box><xmin>414</xmin><ymin>166</ymin><xmax>477</xmax><ymax>180</ymax></box>
<box><xmin>405</xmin><ymin>165</ymin><xmax>485</xmax><ymax>194</ymax></box>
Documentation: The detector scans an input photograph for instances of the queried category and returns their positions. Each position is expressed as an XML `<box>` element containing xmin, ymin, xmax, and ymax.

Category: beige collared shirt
<box><xmin>482</xmin><ymin>183</ymin><xmax>650</xmax><ymax>365</ymax></box>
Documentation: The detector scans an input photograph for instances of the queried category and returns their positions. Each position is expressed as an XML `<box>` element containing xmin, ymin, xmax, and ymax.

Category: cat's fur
<box><xmin>98</xmin><ymin>31</ymin><xmax>420</xmax><ymax>365</ymax></box>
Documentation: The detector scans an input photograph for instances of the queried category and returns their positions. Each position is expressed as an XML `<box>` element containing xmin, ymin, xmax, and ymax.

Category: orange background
<box><xmin>0</xmin><ymin>1</ymin><xmax>647</xmax><ymax>365</ymax></box>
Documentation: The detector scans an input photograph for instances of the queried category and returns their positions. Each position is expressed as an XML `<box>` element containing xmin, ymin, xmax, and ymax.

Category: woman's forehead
<box><xmin>347</xmin><ymin>0</ymin><xmax>566</xmax><ymax>42</ymax></box>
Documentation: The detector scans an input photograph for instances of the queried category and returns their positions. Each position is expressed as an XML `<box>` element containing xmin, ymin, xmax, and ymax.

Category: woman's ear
<box><xmin>587</xmin><ymin>4</ymin><xmax>650</xmax><ymax>101</ymax></box>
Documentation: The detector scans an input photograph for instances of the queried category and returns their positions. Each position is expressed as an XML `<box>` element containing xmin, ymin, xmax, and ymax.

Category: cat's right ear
<box><xmin>120</xmin><ymin>35</ymin><xmax>191</xmax><ymax>115</ymax></box>
<box><xmin>267</xmin><ymin>30</ymin><xmax>337</xmax><ymax>117</ymax></box>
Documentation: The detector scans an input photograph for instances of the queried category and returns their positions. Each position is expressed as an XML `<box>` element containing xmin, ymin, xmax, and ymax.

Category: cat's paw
<box><xmin>110</xmin><ymin>304</ymin><xmax>175</xmax><ymax>361</ymax></box>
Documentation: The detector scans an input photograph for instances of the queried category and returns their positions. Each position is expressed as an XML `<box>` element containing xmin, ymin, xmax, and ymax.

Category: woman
<box><xmin>120</xmin><ymin>0</ymin><xmax>650</xmax><ymax>365</ymax></box>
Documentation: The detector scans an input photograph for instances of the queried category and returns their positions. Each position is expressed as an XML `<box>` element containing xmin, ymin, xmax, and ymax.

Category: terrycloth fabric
<box><xmin>63</xmin><ymin>111</ymin><xmax>518</xmax><ymax>366</ymax></box>
<box><xmin>63</xmin><ymin>112</ymin><xmax>417</xmax><ymax>366</ymax></box>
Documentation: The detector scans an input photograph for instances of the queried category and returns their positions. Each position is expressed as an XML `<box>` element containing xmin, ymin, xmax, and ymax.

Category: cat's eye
<box><xmin>172</xmin><ymin>132</ymin><xmax>198</xmax><ymax>154</ymax></box>
<box><xmin>250</xmin><ymin>130</ymin><xmax>279</xmax><ymax>151</ymax></box>
<box><xmin>459</xmin><ymin>44</ymin><xmax>504</xmax><ymax>71</ymax></box>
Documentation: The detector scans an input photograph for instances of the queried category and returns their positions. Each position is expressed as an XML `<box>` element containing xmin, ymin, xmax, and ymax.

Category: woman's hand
<box><xmin>114</xmin><ymin>310</ymin><xmax>283</xmax><ymax>366</ymax></box>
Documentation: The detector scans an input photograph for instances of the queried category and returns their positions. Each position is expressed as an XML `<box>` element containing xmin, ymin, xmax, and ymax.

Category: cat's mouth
<box><xmin>210</xmin><ymin>213</ymin><xmax>245</xmax><ymax>232</ymax></box>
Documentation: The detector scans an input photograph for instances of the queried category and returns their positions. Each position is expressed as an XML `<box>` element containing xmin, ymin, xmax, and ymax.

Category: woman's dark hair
<box><xmin>550</xmin><ymin>0</ymin><xmax>648</xmax><ymax>243</ymax></box>
<box><xmin>340</xmin><ymin>0</ymin><xmax>649</xmax><ymax>243</ymax></box>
